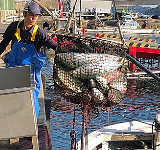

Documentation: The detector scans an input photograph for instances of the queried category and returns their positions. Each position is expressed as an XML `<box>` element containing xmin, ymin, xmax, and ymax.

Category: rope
<box><xmin>70</xmin><ymin>104</ymin><xmax>77</xmax><ymax>150</ymax></box>
<box><xmin>41</xmin><ymin>69</ymin><xmax>53</xmax><ymax>79</ymax></box>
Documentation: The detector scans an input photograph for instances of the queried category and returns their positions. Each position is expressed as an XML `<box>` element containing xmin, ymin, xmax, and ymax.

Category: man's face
<box><xmin>24</xmin><ymin>12</ymin><xmax>39</xmax><ymax>26</ymax></box>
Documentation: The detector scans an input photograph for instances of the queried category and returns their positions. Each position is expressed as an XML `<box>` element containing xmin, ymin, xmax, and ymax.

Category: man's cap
<box><xmin>24</xmin><ymin>1</ymin><xmax>41</xmax><ymax>15</ymax></box>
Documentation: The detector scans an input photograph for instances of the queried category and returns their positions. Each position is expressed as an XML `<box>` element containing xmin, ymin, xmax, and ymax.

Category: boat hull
<box><xmin>121</xmin><ymin>28</ymin><xmax>160</xmax><ymax>34</ymax></box>
<box><xmin>76</xmin><ymin>120</ymin><xmax>153</xmax><ymax>150</ymax></box>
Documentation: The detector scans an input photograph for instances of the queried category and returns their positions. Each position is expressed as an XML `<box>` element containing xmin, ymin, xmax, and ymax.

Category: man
<box><xmin>0</xmin><ymin>1</ymin><xmax>56</xmax><ymax>56</ymax></box>
<box><xmin>0</xmin><ymin>0</ymin><xmax>57</xmax><ymax>118</ymax></box>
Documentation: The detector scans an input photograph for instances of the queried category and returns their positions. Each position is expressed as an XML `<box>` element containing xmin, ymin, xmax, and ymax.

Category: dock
<box><xmin>0</xmin><ymin>59</ymin><xmax>52</xmax><ymax>149</ymax></box>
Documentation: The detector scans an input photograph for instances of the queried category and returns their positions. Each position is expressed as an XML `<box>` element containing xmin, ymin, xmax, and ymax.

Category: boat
<box><xmin>120</xmin><ymin>15</ymin><xmax>160</xmax><ymax>34</ymax></box>
<box><xmin>121</xmin><ymin>15</ymin><xmax>139</xmax><ymax>29</ymax></box>
<box><xmin>76</xmin><ymin>119</ymin><xmax>160</xmax><ymax>150</ymax></box>
<box><xmin>121</xmin><ymin>28</ymin><xmax>160</xmax><ymax>34</ymax></box>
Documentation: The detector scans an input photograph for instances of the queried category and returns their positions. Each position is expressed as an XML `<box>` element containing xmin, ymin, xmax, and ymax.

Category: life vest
<box><xmin>4</xmin><ymin>21</ymin><xmax>46</xmax><ymax>118</ymax></box>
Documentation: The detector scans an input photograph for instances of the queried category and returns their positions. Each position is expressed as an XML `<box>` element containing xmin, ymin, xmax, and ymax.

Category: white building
<box><xmin>70</xmin><ymin>0</ymin><xmax>112</xmax><ymax>14</ymax></box>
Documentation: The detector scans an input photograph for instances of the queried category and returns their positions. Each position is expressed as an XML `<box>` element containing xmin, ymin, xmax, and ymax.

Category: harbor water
<box><xmin>42</xmin><ymin>33</ymin><xmax>160</xmax><ymax>150</ymax></box>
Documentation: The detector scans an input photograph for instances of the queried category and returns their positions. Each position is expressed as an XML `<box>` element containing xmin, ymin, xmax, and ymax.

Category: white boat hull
<box><xmin>77</xmin><ymin>120</ymin><xmax>154</xmax><ymax>150</ymax></box>
<box><xmin>121</xmin><ymin>28</ymin><xmax>160</xmax><ymax>34</ymax></box>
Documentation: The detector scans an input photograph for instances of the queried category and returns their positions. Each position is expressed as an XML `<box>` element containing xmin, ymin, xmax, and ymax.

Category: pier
<box><xmin>0</xmin><ymin>59</ymin><xmax>52</xmax><ymax>149</ymax></box>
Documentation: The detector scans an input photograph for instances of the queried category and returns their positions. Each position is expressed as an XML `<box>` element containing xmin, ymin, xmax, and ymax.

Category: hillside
<box><xmin>145</xmin><ymin>5</ymin><xmax>160</xmax><ymax>16</ymax></box>
<box><xmin>130</xmin><ymin>5</ymin><xmax>151</xmax><ymax>14</ymax></box>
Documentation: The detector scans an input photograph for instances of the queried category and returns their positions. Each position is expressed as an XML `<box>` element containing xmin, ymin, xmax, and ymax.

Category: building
<box><xmin>70</xmin><ymin>0</ymin><xmax>112</xmax><ymax>14</ymax></box>
<box><xmin>0</xmin><ymin>0</ymin><xmax>15</xmax><ymax>22</ymax></box>
<box><xmin>116</xmin><ymin>6</ymin><xmax>129</xmax><ymax>13</ymax></box>
<box><xmin>0</xmin><ymin>0</ymin><xmax>15</xmax><ymax>10</ymax></box>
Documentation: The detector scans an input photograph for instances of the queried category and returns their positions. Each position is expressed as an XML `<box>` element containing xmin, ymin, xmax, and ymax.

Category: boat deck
<box><xmin>77</xmin><ymin>120</ymin><xmax>154</xmax><ymax>150</ymax></box>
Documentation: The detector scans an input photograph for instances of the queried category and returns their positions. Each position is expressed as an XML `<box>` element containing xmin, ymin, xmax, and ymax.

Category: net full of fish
<box><xmin>54</xmin><ymin>52</ymin><xmax>127</xmax><ymax>106</ymax></box>
<box><xmin>55</xmin><ymin>53</ymin><xmax>121</xmax><ymax>69</ymax></box>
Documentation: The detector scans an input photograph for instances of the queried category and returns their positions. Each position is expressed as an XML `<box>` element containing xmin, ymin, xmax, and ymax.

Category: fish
<box><xmin>96</xmin><ymin>69</ymin><xmax>127</xmax><ymax>96</ymax></box>
<box><xmin>54</xmin><ymin>66</ymin><xmax>124</xmax><ymax>106</ymax></box>
<box><xmin>71</xmin><ymin>57</ymin><xmax>125</xmax><ymax>79</ymax></box>
<box><xmin>54</xmin><ymin>65</ymin><xmax>84</xmax><ymax>93</ymax></box>
<box><xmin>90</xmin><ymin>78</ymin><xmax>105</xmax><ymax>102</ymax></box>
<box><xmin>89</xmin><ymin>78</ymin><xmax>123</xmax><ymax>105</ymax></box>
<box><xmin>54</xmin><ymin>53</ymin><xmax>126</xmax><ymax>106</ymax></box>
<box><xmin>55</xmin><ymin>52</ymin><xmax>122</xmax><ymax>70</ymax></box>
<box><xmin>108</xmin><ymin>87</ymin><xmax>123</xmax><ymax>104</ymax></box>
<box><xmin>55</xmin><ymin>52</ymin><xmax>89</xmax><ymax>69</ymax></box>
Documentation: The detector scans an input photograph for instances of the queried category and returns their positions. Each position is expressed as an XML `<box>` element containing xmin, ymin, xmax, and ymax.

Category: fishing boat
<box><xmin>2</xmin><ymin>0</ymin><xmax>160</xmax><ymax>149</ymax></box>
<box><xmin>120</xmin><ymin>15</ymin><xmax>160</xmax><ymax>34</ymax></box>
<box><xmin>76</xmin><ymin>119</ymin><xmax>160</xmax><ymax>150</ymax></box>
<box><xmin>121</xmin><ymin>28</ymin><xmax>160</xmax><ymax>34</ymax></box>
<box><xmin>121</xmin><ymin>15</ymin><xmax>139</xmax><ymax>29</ymax></box>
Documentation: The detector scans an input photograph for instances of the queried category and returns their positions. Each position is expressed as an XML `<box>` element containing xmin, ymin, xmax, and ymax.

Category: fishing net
<box><xmin>41</xmin><ymin>31</ymin><xmax>160</xmax><ymax>116</ymax></box>
<box><xmin>50</xmin><ymin>33</ymin><xmax>128</xmax><ymax>109</ymax></box>
<box><xmin>41</xmin><ymin>32</ymin><xmax>160</xmax><ymax>120</ymax></box>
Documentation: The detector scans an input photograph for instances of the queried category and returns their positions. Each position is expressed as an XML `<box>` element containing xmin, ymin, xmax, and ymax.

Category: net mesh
<box><xmin>51</xmin><ymin>34</ymin><xmax>128</xmax><ymax>109</ymax></box>
<box><xmin>42</xmin><ymin>33</ymin><xmax>160</xmax><ymax>111</ymax></box>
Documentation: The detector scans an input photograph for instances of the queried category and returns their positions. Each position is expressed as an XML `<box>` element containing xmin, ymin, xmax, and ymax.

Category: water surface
<box><xmin>42</xmin><ymin>34</ymin><xmax>160</xmax><ymax>150</ymax></box>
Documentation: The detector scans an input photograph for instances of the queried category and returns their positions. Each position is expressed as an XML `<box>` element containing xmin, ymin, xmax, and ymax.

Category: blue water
<box><xmin>42</xmin><ymin>34</ymin><xmax>160</xmax><ymax>150</ymax></box>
